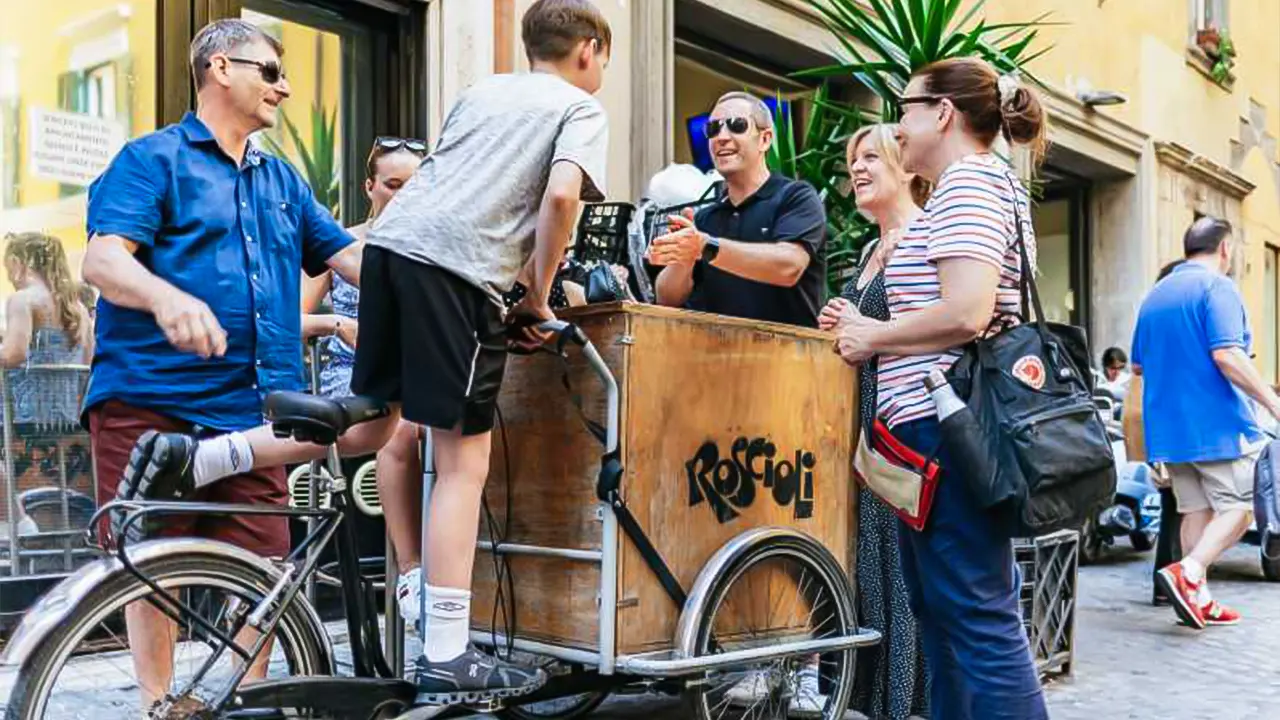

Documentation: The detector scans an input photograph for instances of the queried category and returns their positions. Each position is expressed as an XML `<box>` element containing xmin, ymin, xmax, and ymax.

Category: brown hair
<box><xmin>848</xmin><ymin>124</ymin><xmax>932</xmax><ymax>207</ymax></box>
<box><xmin>522</xmin><ymin>0</ymin><xmax>612</xmax><ymax>63</ymax></box>
<box><xmin>913</xmin><ymin>58</ymin><xmax>1048</xmax><ymax>164</ymax></box>
<box><xmin>364</xmin><ymin>142</ymin><xmax>426</xmax><ymax>180</ymax></box>
<box><xmin>4</xmin><ymin>233</ymin><xmax>83</xmax><ymax>344</ymax></box>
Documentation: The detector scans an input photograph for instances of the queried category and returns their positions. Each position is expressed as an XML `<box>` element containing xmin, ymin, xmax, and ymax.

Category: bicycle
<box><xmin>2</xmin><ymin>318</ymin><xmax>879</xmax><ymax>720</ymax></box>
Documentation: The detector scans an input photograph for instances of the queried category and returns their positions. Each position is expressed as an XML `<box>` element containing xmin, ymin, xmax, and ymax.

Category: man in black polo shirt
<box><xmin>649</xmin><ymin>91</ymin><xmax>826</xmax><ymax>327</ymax></box>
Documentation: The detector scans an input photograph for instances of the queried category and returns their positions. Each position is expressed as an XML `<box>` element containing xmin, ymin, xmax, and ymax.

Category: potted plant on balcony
<box><xmin>1195</xmin><ymin>26</ymin><xmax>1222</xmax><ymax>57</ymax></box>
<box><xmin>1209</xmin><ymin>30</ymin><xmax>1237</xmax><ymax>84</ymax></box>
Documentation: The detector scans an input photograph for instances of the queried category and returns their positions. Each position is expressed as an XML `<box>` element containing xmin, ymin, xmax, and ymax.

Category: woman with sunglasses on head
<box><xmin>301</xmin><ymin>137</ymin><xmax>429</xmax><ymax>614</ymax></box>
<box><xmin>829</xmin><ymin>58</ymin><xmax>1049</xmax><ymax>720</ymax></box>
<box><xmin>819</xmin><ymin>125</ymin><xmax>931</xmax><ymax>720</ymax></box>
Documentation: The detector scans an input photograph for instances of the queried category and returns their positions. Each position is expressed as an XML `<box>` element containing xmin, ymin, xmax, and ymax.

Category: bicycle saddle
<box><xmin>265</xmin><ymin>391</ymin><xmax>390</xmax><ymax>445</ymax></box>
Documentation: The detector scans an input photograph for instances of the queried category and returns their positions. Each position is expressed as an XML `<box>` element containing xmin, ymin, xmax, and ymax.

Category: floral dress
<box><xmin>317</xmin><ymin>273</ymin><xmax>359</xmax><ymax>398</ymax></box>
<box><xmin>845</xmin><ymin>260</ymin><xmax>930</xmax><ymax>720</ymax></box>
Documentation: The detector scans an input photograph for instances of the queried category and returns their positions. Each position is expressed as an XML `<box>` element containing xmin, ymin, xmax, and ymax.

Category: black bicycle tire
<box><xmin>683</xmin><ymin>536</ymin><xmax>858</xmax><ymax>720</ymax></box>
<box><xmin>5</xmin><ymin>552</ymin><xmax>332</xmax><ymax>720</ymax></box>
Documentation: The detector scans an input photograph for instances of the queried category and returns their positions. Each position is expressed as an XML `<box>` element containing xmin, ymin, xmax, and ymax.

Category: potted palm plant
<box><xmin>775</xmin><ymin>0</ymin><xmax>1052</xmax><ymax>294</ymax></box>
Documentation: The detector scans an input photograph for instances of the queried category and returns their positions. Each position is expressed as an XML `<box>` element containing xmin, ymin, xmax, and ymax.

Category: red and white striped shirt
<box><xmin>877</xmin><ymin>154</ymin><xmax>1036</xmax><ymax>428</ymax></box>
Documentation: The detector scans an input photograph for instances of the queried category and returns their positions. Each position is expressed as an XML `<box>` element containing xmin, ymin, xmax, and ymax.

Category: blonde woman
<box><xmin>819</xmin><ymin>125</ymin><xmax>929</xmax><ymax>720</ymax></box>
<box><xmin>1</xmin><ymin>233</ymin><xmax>93</xmax><ymax>425</ymax></box>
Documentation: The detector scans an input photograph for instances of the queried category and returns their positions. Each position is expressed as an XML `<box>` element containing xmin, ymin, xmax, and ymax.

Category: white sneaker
<box><xmin>724</xmin><ymin>667</ymin><xmax>827</xmax><ymax>717</ymax></box>
<box><xmin>724</xmin><ymin>669</ymin><xmax>772</xmax><ymax>705</ymax></box>
<box><xmin>789</xmin><ymin>666</ymin><xmax>827</xmax><ymax>718</ymax></box>
<box><xmin>396</xmin><ymin>566</ymin><xmax>423</xmax><ymax>626</ymax></box>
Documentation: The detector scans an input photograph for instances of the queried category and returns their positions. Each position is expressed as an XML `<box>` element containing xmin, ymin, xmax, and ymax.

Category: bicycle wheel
<box><xmin>5</xmin><ymin>551</ymin><xmax>332</xmax><ymax>720</ymax></box>
<box><xmin>683</xmin><ymin>535</ymin><xmax>857</xmax><ymax>720</ymax></box>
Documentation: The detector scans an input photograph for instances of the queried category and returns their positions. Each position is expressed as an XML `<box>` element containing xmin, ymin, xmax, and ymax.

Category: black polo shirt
<box><xmin>685</xmin><ymin>173</ymin><xmax>827</xmax><ymax>327</ymax></box>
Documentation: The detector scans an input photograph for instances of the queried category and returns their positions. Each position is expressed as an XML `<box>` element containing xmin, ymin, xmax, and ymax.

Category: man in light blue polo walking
<box><xmin>1132</xmin><ymin>215</ymin><xmax>1280</xmax><ymax>629</ymax></box>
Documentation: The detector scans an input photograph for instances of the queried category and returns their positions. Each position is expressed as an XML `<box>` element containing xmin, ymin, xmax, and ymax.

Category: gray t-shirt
<box><xmin>368</xmin><ymin>72</ymin><xmax>609</xmax><ymax>305</ymax></box>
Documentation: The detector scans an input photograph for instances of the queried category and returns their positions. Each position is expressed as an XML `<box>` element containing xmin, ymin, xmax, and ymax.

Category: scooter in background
<box><xmin>1079</xmin><ymin>389</ymin><xmax>1160</xmax><ymax>564</ymax></box>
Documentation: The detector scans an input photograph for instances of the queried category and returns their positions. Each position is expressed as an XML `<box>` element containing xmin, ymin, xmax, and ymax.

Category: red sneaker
<box><xmin>1200</xmin><ymin>600</ymin><xmax>1241</xmax><ymax>626</ymax></box>
<box><xmin>1156</xmin><ymin>563</ymin><xmax>1206</xmax><ymax>630</ymax></box>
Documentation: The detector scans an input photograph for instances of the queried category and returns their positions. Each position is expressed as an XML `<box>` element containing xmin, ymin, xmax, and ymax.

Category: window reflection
<box><xmin>0</xmin><ymin>0</ymin><xmax>157</xmax><ymax>578</ymax></box>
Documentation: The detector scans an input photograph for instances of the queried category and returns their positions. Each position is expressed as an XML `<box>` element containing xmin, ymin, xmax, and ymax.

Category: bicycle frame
<box><xmin>75</xmin><ymin>443</ymin><xmax>396</xmax><ymax>711</ymax></box>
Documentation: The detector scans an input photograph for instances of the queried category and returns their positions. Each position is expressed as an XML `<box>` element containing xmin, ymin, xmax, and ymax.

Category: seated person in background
<box><xmin>649</xmin><ymin>91</ymin><xmax>826</xmax><ymax>327</ymax></box>
<box><xmin>1100</xmin><ymin>346</ymin><xmax>1132</xmax><ymax>399</ymax></box>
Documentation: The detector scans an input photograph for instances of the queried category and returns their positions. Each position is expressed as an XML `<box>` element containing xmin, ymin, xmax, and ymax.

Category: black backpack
<box><xmin>944</xmin><ymin>178</ymin><xmax>1117</xmax><ymax>537</ymax></box>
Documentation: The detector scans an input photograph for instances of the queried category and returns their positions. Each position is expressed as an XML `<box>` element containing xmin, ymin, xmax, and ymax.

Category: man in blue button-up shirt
<box><xmin>82</xmin><ymin>19</ymin><xmax>361</xmax><ymax>707</ymax></box>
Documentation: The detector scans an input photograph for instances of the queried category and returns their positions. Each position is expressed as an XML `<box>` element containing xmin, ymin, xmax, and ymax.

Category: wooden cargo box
<box><xmin>473</xmin><ymin>303</ymin><xmax>858</xmax><ymax>656</ymax></box>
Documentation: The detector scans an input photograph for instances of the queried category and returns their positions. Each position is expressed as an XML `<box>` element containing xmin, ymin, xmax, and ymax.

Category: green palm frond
<box><xmin>801</xmin><ymin>0</ymin><xmax>1058</xmax><ymax>120</ymax></box>
<box><xmin>779</xmin><ymin>0</ymin><xmax>1053</xmax><ymax>295</ymax></box>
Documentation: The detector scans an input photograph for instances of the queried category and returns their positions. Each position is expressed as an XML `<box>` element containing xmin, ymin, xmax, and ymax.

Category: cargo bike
<box><xmin>0</xmin><ymin>307</ymin><xmax>880</xmax><ymax>720</ymax></box>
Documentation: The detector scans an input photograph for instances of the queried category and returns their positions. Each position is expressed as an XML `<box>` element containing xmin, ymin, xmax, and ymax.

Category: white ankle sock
<box><xmin>422</xmin><ymin>584</ymin><xmax>471</xmax><ymax>662</ymax></box>
<box><xmin>1196</xmin><ymin>580</ymin><xmax>1213</xmax><ymax>606</ymax></box>
<box><xmin>192</xmin><ymin>433</ymin><xmax>254</xmax><ymax>487</ymax></box>
<box><xmin>1181</xmin><ymin>558</ymin><xmax>1206</xmax><ymax>585</ymax></box>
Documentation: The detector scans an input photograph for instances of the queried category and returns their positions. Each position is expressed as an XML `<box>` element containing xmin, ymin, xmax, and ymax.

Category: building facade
<box><xmin>0</xmin><ymin>0</ymin><xmax>1278</xmax><ymax>358</ymax></box>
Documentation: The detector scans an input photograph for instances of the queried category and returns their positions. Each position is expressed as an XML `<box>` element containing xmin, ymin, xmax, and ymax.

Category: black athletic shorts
<box><xmin>351</xmin><ymin>246</ymin><xmax>507</xmax><ymax>436</ymax></box>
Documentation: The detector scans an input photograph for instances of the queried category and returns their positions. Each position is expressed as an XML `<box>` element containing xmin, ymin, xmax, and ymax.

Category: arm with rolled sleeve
<box><xmin>81</xmin><ymin>143</ymin><xmax>176</xmax><ymax>312</ymax></box>
<box><xmin>710</xmin><ymin>182</ymin><xmax>823</xmax><ymax>287</ymax></box>
<box><xmin>654</xmin><ymin>182</ymin><xmax>823</xmax><ymax>307</ymax></box>
<box><xmin>1206</xmin><ymin>279</ymin><xmax>1280</xmax><ymax>419</ymax></box>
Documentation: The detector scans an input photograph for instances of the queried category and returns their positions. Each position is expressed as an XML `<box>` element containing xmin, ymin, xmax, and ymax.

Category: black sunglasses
<box><xmin>895</xmin><ymin>94</ymin><xmax>943</xmax><ymax>116</ymax></box>
<box><xmin>375</xmin><ymin>136</ymin><xmax>428</xmax><ymax>154</ymax></box>
<box><xmin>213</xmin><ymin>57</ymin><xmax>286</xmax><ymax>85</ymax></box>
<box><xmin>704</xmin><ymin>116</ymin><xmax>752</xmax><ymax>139</ymax></box>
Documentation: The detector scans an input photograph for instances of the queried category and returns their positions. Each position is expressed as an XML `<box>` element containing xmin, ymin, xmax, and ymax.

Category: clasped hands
<box><xmin>819</xmin><ymin>297</ymin><xmax>883</xmax><ymax>364</ymax></box>
<box><xmin>646</xmin><ymin>208</ymin><xmax>706</xmax><ymax>268</ymax></box>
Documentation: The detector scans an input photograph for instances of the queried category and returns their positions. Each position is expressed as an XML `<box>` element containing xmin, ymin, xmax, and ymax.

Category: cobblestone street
<box><xmin>4</xmin><ymin>543</ymin><xmax>1277</xmax><ymax>719</ymax></box>
<box><xmin>455</xmin><ymin>543</ymin><xmax>1280</xmax><ymax>720</ymax></box>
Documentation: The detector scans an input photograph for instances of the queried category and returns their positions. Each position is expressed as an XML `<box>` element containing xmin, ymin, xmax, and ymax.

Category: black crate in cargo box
<box><xmin>572</xmin><ymin>202</ymin><xmax>633</xmax><ymax>266</ymax></box>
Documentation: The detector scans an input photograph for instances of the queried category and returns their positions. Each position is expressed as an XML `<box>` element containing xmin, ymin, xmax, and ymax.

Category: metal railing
<box><xmin>0</xmin><ymin>363</ymin><xmax>93</xmax><ymax>579</ymax></box>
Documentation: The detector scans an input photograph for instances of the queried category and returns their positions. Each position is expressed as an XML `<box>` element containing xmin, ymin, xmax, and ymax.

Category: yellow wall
<box><xmin>0</xmin><ymin>0</ymin><xmax>157</xmax><ymax>295</ymax></box>
<box><xmin>984</xmin><ymin>0</ymin><xmax>1280</xmax><ymax>375</ymax></box>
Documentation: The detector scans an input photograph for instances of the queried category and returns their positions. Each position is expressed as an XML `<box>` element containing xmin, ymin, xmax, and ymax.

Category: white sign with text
<box><xmin>27</xmin><ymin>108</ymin><xmax>126</xmax><ymax>187</ymax></box>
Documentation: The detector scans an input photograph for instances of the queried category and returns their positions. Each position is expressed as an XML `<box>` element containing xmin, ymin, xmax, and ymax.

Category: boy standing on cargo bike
<box><xmin>112</xmin><ymin>0</ymin><xmax>612</xmax><ymax>706</ymax></box>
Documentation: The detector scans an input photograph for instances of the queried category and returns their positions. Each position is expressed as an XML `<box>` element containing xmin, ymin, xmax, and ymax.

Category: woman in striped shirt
<box><xmin>831</xmin><ymin>58</ymin><xmax>1050</xmax><ymax>720</ymax></box>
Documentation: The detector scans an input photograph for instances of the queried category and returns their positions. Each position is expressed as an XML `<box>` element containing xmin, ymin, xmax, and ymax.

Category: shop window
<box><xmin>244</xmin><ymin>3</ymin><xmax>346</xmax><ymax>220</ymax></box>
<box><xmin>1192</xmin><ymin>0</ymin><xmax>1229</xmax><ymax>32</ymax></box>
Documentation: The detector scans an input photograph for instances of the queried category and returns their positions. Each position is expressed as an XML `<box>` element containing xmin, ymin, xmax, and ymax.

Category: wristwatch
<box><xmin>701</xmin><ymin>236</ymin><xmax>721</xmax><ymax>265</ymax></box>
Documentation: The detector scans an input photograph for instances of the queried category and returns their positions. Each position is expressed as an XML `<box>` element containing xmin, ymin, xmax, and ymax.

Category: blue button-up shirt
<box><xmin>85</xmin><ymin>112</ymin><xmax>352</xmax><ymax>431</ymax></box>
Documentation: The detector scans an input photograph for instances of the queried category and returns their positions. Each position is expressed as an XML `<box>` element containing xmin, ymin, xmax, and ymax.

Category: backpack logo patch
<box><xmin>1012</xmin><ymin>355</ymin><xmax>1046</xmax><ymax>390</ymax></box>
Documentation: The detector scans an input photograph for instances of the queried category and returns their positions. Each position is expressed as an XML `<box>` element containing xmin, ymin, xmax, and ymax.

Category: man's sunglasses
<box><xmin>374</xmin><ymin>136</ymin><xmax>428</xmax><ymax>154</ymax></box>
<box><xmin>213</xmin><ymin>57</ymin><xmax>287</xmax><ymax>85</ymax></box>
<box><xmin>895</xmin><ymin>94</ymin><xmax>943</xmax><ymax>116</ymax></box>
<box><xmin>704</xmin><ymin>116</ymin><xmax>753</xmax><ymax>139</ymax></box>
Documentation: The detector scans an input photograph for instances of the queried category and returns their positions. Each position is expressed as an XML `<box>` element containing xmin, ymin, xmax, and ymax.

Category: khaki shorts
<box><xmin>1166</xmin><ymin>448</ymin><xmax>1260</xmax><ymax>514</ymax></box>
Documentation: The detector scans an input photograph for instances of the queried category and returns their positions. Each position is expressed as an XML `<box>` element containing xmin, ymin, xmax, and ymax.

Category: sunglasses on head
<box><xmin>215</xmin><ymin>57</ymin><xmax>286</xmax><ymax>85</ymax></box>
<box><xmin>374</xmin><ymin>137</ymin><xmax>428</xmax><ymax>154</ymax></box>
<box><xmin>704</xmin><ymin>116</ymin><xmax>752</xmax><ymax>139</ymax></box>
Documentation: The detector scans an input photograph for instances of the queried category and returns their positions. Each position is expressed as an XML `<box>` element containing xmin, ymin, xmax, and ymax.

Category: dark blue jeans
<box><xmin>892</xmin><ymin>417</ymin><xmax>1048</xmax><ymax>720</ymax></box>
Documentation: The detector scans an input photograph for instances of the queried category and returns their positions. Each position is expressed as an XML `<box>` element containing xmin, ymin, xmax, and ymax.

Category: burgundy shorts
<box><xmin>89</xmin><ymin>400</ymin><xmax>289</xmax><ymax>557</ymax></box>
